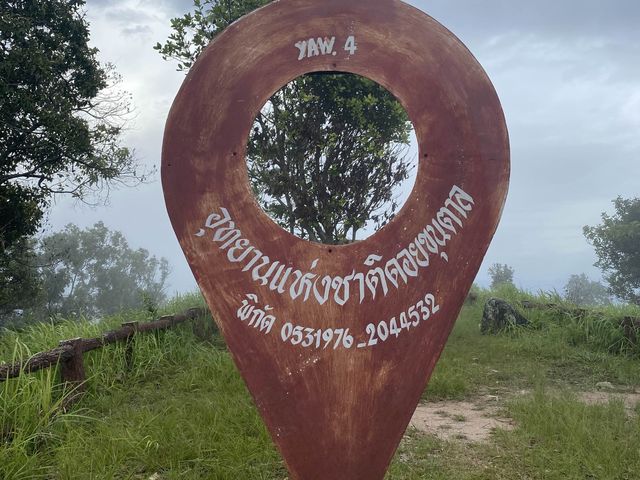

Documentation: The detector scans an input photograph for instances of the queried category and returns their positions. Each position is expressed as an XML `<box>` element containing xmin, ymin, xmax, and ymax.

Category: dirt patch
<box><xmin>410</xmin><ymin>395</ymin><xmax>514</xmax><ymax>442</ymax></box>
<box><xmin>579</xmin><ymin>390</ymin><xmax>640</xmax><ymax>415</ymax></box>
<box><xmin>411</xmin><ymin>389</ymin><xmax>640</xmax><ymax>443</ymax></box>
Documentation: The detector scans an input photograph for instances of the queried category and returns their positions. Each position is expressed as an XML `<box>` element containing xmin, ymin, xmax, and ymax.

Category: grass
<box><xmin>1</xmin><ymin>288</ymin><xmax>639</xmax><ymax>479</ymax></box>
<box><xmin>424</xmin><ymin>287</ymin><xmax>640</xmax><ymax>401</ymax></box>
<box><xmin>51</xmin><ymin>345</ymin><xmax>284</xmax><ymax>479</ymax></box>
<box><xmin>495</xmin><ymin>389</ymin><xmax>640</xmax><ymax>479</ymax></box>
<box><xmin>388</xmin><ymin>391</ymin><xmax>640</xmax><ymax>479</ymax></box>
<box><xmin>0</xmin><ymin>292</ymin><xmax>233</xmax><ymax>480</ymax></box>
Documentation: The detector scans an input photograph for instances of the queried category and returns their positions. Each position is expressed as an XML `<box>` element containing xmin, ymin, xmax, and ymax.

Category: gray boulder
<box><xmin>481</xmin><ymin>298</ymin><xmax>529</xmax><ymax>334</ymax></box>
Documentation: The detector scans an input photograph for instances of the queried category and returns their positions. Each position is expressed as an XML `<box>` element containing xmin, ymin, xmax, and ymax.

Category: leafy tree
<box><xmin>0</xmin><ymin>238</ymin><xmax>41</xmax><ymax>318</ymax></box>
<box><xmin>248</xmin><ymin>73</ymin><xmax>411</xmax><ymax>243</ymax></box>
<box><xmin>37</xmin><ymin>223</ymin><xmax>169</xmax><ymax>318</ymax></box>
<box><xmin>584</xmin><ymin>197</ymin><xmax>640</xmax><ymax>305</ymax></box>
<box><xmin>155</xmin><ymin>0</ymin><xmax>413</xmax><ymax>244</ymax></box>
<box><xmin>488</xmin><ymin>263</ymin><xmax>515</xmax><ymax>289</ymax></box>
<box><xmin>563</xmin><ymin>273</ymin><xmax>610</xmax><ymax>306</ymax></box>
<box><xmin>0</xmin><ymin>0</ymin><xmax>149</xmax><ymax>252</ymax></box>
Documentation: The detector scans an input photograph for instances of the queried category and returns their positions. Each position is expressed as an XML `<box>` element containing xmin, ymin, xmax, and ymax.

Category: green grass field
<box><xmin>1</xmin><ymin>289</ymin><xmax>639</xmax><ymax>479</ymax></box>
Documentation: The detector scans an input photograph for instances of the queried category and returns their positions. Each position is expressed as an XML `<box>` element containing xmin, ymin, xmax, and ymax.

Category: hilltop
<box><xmin>1</xmin><ymin>288</ymin><xmax>640</xmax><ymax>479</ymax></box>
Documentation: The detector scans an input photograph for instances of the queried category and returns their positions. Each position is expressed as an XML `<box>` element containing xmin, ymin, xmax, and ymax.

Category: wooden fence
<box><xmin>0</xmin><ymin>307</ymin><xmax>207</xmax><ymax>404</ymax></box>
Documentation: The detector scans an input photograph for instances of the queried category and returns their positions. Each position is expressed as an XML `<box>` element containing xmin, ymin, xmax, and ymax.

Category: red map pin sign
<box><xmin>162</xmin><ymin>0</ymin><xmax>509</xmax><ymax>478</ymax></box>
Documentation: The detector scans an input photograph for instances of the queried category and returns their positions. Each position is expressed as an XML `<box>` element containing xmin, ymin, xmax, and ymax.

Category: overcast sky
<box><xmin>46</xmin><ymin>0</ymin><xmax>640</xmax><ymax>297</ymax></box>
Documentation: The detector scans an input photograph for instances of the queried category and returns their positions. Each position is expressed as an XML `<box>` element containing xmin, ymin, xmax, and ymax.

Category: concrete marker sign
<box><xmin>162</xmin><ymin>0</ymin><xmax>509</xmax><ymax>478</ymax></box>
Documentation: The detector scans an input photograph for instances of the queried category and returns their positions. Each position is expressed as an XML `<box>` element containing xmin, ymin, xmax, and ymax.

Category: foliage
<box><xmin>155</xmin><ymin>0</ymin><xmax>413</xmax><ymax>244</ymax></box>
<box><xmin>36</xmin><ymin>222</ymin><xmax>170</xmax><ymax>318</ymax></box>
<box><xmin>584</xmin><ymin>196</ymin><xmax>640</xmax><ymax>305</ymax></box>
<box><xmin>0</xmin><ymin>293</ymin><xmax>220</xmax><ymax>480</ymax></box>
<box><xmin>3</xmin><ymin>291</ymin><xmax>640</xmax><ymax>478</ymax></box>
<box><xmin>0</xmin><ymin>224</ymin><xmax>171</xmax><ymax>324</ymax></box>
<box><xmin>563</xmin><ymin>273</ymin><xmax>611</xmax><ymax>306</ymax></box>
<box><xmin>453</xmin><ymin>284</ymin><xmax>640</xmax><ymax>360</ymax></box>
<box><xmin>154</xmin><ymin>0</ymin><xmax>270</xmax><ymax>71</ymax></box>
<box><xmin>487</xmin><ymin>263</ymin><xmax>515</xmax><ymax>289</ymax></box>
<box><xmin>248</xmin><ymin>74</ymin><xmax>411</xmax><ymax>243</ymax></box>
<box><xmin>0</xmin><ymin>238</ymin><xmax>41</xmax><ymax>320</ymax></box>
<box><xmin>0</xmin><ymin>0</ymin><xmax>150</xmax><ymax>252</ymax></box>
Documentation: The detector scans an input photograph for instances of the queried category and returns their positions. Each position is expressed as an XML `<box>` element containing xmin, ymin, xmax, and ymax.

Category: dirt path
<box><xmin>410</xmin><ymin>389</ymin><xmax>640</xmax><ymax>443</ymax></box>
<box><xmin>410</xmin><ymin>394</ymin><xmax>514</xmax><ymax>442</ymax></box>
<box><xmin>579</xmin><ymin>390</ymin><xmax>640</xmax><ymax>414</ymax></box>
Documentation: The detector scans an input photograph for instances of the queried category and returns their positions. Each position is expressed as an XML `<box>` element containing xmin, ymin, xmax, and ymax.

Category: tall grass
<box><xmin>471</xmin><ymin>283</ymin><xmax>640</xmax><ymax>357</ymax></box>
<box><xmin>423</xmin><ymin>287</ymin><xmax>640</xmax><ymax>401</ymax></box>
<box><xmin>2</xmin><ymin>287</ymin><xmax>639</xmax><ymax>478</ymax></box>
<box><xmin>0</xmin><ymin>292</ymin><xmax>213</xmax><ymax>480</ymax></box>
<box><xmin>491</xmin><ymin>388</ymin><xmax>640</xmax><ymax>479</ymax></box>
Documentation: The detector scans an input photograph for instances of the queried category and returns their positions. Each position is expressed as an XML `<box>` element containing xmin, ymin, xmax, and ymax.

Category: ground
<box><xmin>411</xmin><ymin>387</ymin><xmax>640</xmax><ymax>443</ymax></box>
<box><xmin>2</xmin><ymin>292</ymin><xmax>640</xmax><ymax>479</ymax></box>
<box><xmin>411</xmin><ymin>393</ymin><xmax>515</xmax><ymax>442</ymax></box>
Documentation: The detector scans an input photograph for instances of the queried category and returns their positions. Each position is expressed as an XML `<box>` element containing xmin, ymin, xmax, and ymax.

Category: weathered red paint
<box><xmin>162</xmin><ymin>1</ymin><xmax>509</xmax><ymax>478</ymax></box>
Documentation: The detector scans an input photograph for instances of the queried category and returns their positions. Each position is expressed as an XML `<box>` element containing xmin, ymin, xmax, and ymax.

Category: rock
<box><xmin>481</xmin><ymin>298</ymin><xmax>529</xmax><ymax>334</ymax></box>
<box><xmin>596</xmin><ymin>381</ymin><xmax>615</xmax><ymax>390</ymax></box>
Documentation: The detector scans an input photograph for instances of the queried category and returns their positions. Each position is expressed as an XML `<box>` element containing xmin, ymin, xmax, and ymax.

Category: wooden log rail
<box><xmin>0</xmin><ymin>307</ymin><xmax>207</xmax><ymax>390</ymax></box>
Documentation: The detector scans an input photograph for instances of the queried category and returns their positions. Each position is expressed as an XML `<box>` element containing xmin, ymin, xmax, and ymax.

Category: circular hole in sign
<box><xmin>246</xmin><ymin>72</ymin><xmax>418</xmax><ymax>245</ymax></box>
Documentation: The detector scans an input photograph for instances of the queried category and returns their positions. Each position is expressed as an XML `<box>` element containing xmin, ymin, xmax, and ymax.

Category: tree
<box><xmin>248</xmin><ymin>73</ymin><xmax>411</xmax><ymax>243</ymax></box>
<box><xmin>563</xmin><ymin>274</ymin><xmax>610</xmax><ymax>306</ymax></box>
<box><xmin>0</xmin><ymin>0</ymin><xmax>150</xmax><ymax>252</ymax></box>
<box><xmin>155</xmin><ymin>0</ymin><xmax>413</xmax><ymax>244</ymax></box>
<box><xmin>488</xmin><ymin>263</ymin><xmax>515</xmax><ymax>289</ymax></box>
<box><xmin>0</xmin><ymin>237</ymin><xmax>41</xmax><ymax>318</ymax></box>
<box><xmin>584</xmin><ymin>197</ymin><xmax>640</xmax><ymax>305</ymax></box>
<box><xmin>36</xmin><ymin>223</ymin><xmax>169</xmax><ymax>317</ymax></box>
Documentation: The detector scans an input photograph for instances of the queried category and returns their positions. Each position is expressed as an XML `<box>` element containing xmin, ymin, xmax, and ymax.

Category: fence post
<box><xmin>122</xmin><ymin>321</ymin><xmax>139</xmax><ymax>371</ymax></box>
<box><xmin>60</xmin><ymin>338</ymin><xmax>86</xmax><ymax>392</ymax></box>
